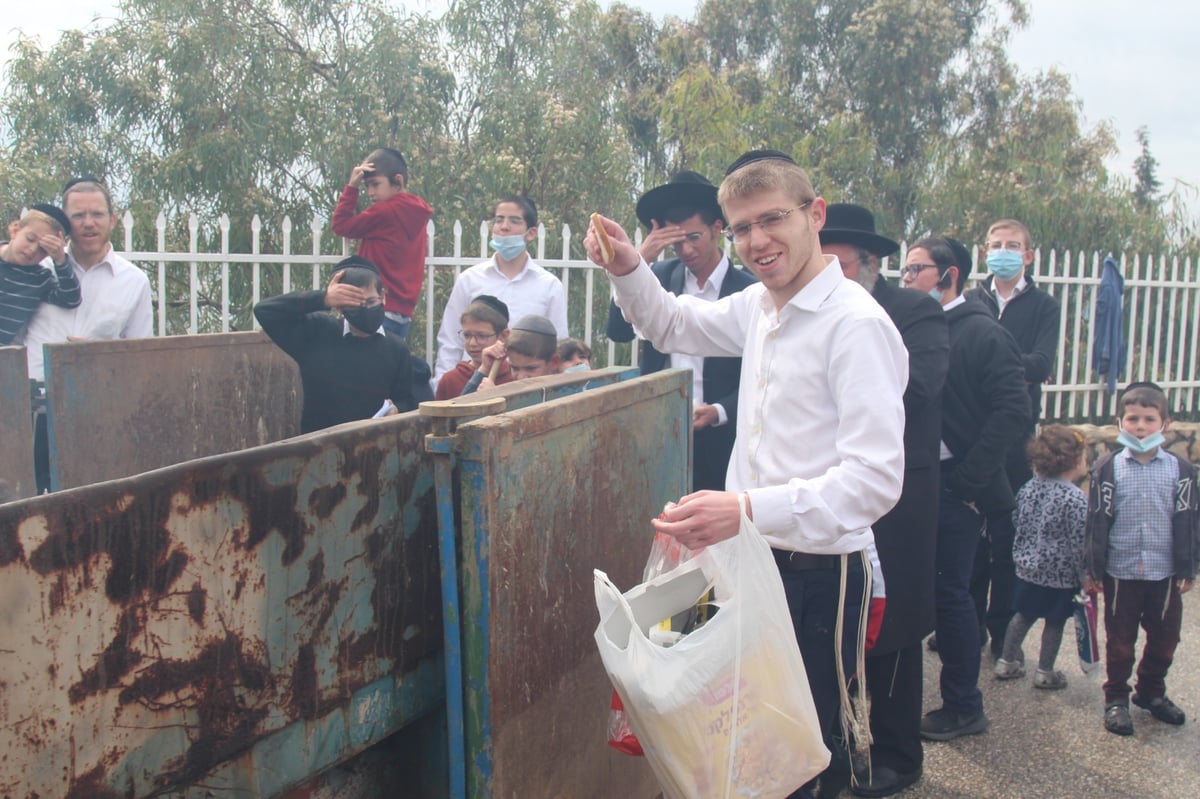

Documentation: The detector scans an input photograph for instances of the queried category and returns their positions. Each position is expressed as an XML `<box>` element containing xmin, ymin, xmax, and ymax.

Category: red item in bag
<box><xmin>864</xmin><ymin>597</ymin><xmax>886</xmax><ymax>652</ymax></box>
<box><xmin>607</xmin><ymin>511</ymin><xmax>691</xmax><ymax>758</ymax></box>
<box><xmin>607</xmin><ymin>690</ymin><xmax>644</xmax><ymax>756</ymax></box>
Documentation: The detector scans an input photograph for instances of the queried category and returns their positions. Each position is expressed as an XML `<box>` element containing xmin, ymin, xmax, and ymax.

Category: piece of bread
<box><xmin>591</xmin><ymin>213</ymin><xmax>615</xmax><ymax>265</ymax></box>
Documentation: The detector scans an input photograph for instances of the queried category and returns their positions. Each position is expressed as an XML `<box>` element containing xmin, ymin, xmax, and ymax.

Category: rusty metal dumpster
<box><xmin>0</xmin><ymin>413</ymin><xmax>442</xmax><ymax>798</ymax></box>
<box><xmin>1</xmin><ymin>366</ymin><xmax>689</xmax><ymax>798</ymax></box>
<box><xmin>423</xmin><ymin>367</ymin><xmax>691</xmax><ymax>798</ymax></box>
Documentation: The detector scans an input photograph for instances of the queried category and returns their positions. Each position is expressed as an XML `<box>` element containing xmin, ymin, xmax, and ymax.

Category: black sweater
<box><xmin>965</xmin><ymin>274</ymin><xmax>1060</xmax><ymax>424</ymax></box>
<box><xmin>254</xmin><ymin>290</ymin><xmax>415</xmax><ymax>433</ymax></box>
<box><xmin>941</xmin><ymin>299</ymin><xmax>1030</xmax><ymax>513</ymax></box>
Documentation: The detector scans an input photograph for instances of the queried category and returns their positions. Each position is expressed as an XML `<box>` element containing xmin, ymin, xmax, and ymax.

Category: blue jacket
<box><xmin>1092</xmin><ymin>255</ymin><xmax>1126</xmax><ymax>394</ymax></box>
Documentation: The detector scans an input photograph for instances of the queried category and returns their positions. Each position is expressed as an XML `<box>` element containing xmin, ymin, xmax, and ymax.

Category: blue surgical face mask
<box><xmin>490</xmin><ymin>234</ymin><xmax>527</xmax><ymax>261</ymax></box>
<box><xmin>986</xmin><ymin>249</ymin><xmax>1025</xmax><ymax>280</ymax></box>
<box><xmin>1117</xmin><ymin>428</ymin><xmax>1166</xmax><ymax>454</ymax></box>
<box><xmin>927</xmin><ymin>287</ymin><xmax>944</xmax><ymax>303</ymax></box>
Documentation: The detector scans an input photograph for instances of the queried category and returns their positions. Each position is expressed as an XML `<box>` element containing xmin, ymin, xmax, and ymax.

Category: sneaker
<box><xmin>919</xmin><ymin>708</ymin><xmax>990</xmax><ymax>741</ymax></box>
<box><xmin>1132</xmin><ymin>693</ymin><xmax>1186</xmax><ymax>725</ymax></box>
<box><xmin>1104</xmin><ymin>703</ymin><xmax>1134</xmax><ymax>736</ymax></box>
<box><xmin>1033</xmin><ymin>669</ymin><xmax>1067</xmax><ymax>690</ymax></box>
<box><xmin>994</xmin><ymin>658</ymin><xmax>1026</xmax><ymax>680</ymax></box>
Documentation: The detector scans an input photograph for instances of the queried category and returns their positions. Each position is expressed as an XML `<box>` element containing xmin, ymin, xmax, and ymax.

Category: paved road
<box><xmin>912</xmin><ymin>591</ymin><xmax>1198</xmax><ymax>798</ymax></box>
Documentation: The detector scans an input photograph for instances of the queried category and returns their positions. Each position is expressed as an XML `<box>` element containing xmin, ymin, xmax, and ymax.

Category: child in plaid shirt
<box><xmin>1083</xmin><ymin>382</ymin><xmax>1198</xmax><ymax>736</ymax></box>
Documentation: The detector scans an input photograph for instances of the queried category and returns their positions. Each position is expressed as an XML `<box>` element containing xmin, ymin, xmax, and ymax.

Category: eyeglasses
<box><xmin>723</xmin><ymin>201</ymin><xmax>813</xmax><ymax>242</ymax></box>
<box><xmin>902</xmin><ymin>263</ymin><xmax>939</xmax><ymax>278</ymax></box>
<box><xmin>492</xmin><ymin>215</ymin><xmax>526</xmax><ymax>227</ymax></box>
<box><xmin>986</xmin><ymin>239</ymin><xmax>1026</xmax><ymax>252</ymax></box>
<box><xmin>680</xmin><ymin>231</ymin><xmax>707</xmax><ymax>244</ymax></box>
<box><xmin>460</xmin><ymin>330</ymin><xmax>498</xmax><ymax>344</ymax></box>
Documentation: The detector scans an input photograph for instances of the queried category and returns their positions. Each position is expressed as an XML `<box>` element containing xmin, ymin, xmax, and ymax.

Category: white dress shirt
<box><xmin>992</xmin><ymin>274</ymin><xmax>1027</xmax><ymax>316</ymax></box>
<box><xmin>21</xmin><ymin>247</ymin><xmax>153</xmax><ymax>380</ymax></box>
<box><xmin>433</xmin><ymin>255</ymin><xmax>569</xmax><ymax>381</ymax></box>
<box><xmin>611</xmin><ymin>256</ymin><xmax>908</xmax><ymax>555</ymax></box>
<box><xmin>670</xmin><ymin>257</ymin><xmax>730</xmax><ymax>424</ymax></box>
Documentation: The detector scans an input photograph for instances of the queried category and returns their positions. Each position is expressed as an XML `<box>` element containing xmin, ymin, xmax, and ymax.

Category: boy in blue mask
<box><xmin>964</xmin><ymin>218</ymin><xmax>1061</xmax><ymax>659</ymax></box>
<box><xmin>432</xmin><ymin>196</ymin><xmax>567</xmax><ymax>386</ymax></box>
<box><xmin>254</xmin><ymin>255</ymin><xmax>416</xmax><ymax>433</ymax></box>
<box><xmin>1084</xmin><ymin>382</ymin><xmax>1198</xmax><ymax>736</ymax></box>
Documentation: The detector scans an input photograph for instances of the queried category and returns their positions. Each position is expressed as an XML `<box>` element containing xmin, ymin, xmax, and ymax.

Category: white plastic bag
<box><xmin>594</xmin><ymin>501</ymin><xmax>829</xmax><ymax>799</ymax></box>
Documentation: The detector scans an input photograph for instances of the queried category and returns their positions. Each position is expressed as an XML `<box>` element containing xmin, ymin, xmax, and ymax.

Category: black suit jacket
<box><xmin>868</xmin><ymin>278</ymin><xmax>950</xmax><ymax>653</ymax></box>
<box><xmin>606</xmin><ymin>259</ymin><xmax>757</xmax><ymax>491</ymax></box>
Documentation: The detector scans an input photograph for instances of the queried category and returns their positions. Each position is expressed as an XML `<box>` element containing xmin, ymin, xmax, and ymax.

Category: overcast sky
<box><xmin>4</xmin><ymin>0</ymin><xmax>1196</xmax><ymax>197</ymax></box>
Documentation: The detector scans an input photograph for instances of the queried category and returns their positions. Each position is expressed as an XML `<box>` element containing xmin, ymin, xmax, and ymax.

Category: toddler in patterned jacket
<box><xmin>994</xmin><ymin>425</ymin><xmax>1088</xmax><ymax>689</ymax></box>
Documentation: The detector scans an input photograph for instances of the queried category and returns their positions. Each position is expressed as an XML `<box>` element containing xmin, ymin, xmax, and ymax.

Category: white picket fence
<box><xmin>116</xmin><ymin>211</ymin><xmax>1200</xmax><ymax>423</ymax></box>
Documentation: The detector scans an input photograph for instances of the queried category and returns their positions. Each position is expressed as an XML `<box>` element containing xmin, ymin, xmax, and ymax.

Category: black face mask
<box><xmin>343</xmin><ymin>305</ymin><xmax>385</xmax><ymax>334</ymax></box>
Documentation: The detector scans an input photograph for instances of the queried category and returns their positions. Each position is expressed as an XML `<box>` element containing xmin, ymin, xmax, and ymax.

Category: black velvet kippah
<box><xmin>943</xmin><ymin>237</ymin><xmax>973</xmax><ymax>273</ymax></box>
<box><xmin>335</xmin><ymin>254</ymin><xmax>379</xmax><ymax>274</ymax></box>
<box><xmin>724</xmin><ymin>149</ymin><xmax>797</xmax><ymax>176</ymax></box>
<box><xmin>29</xmin><ymin>203</ymin><xmax>71</xmax><ymax>237</ymax></box>
<box><xmin>471</xmin><ymin>294</ymin><xmax>510</xmax><ymax>323</ymax></box>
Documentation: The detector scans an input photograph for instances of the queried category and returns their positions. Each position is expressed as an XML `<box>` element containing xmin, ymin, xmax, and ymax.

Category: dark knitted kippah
<box><xmin>29</xmin><ymin>203</ymin><xmax>71</xmax><ymax>237</ymax></box>
<box><xmin>724</xmin><ymin>149</ymin><xmax>797</xmax><ymax>176</ymax></box>
<box><xmin>335</xmin><ymin>254</ymin><xmax>379</xmax><ymax>274</ymax></box>
<box><xmin>511</xmin><ymin>314</ymin><xmax>556</xmax><ymax>336</ymax></box>
<box><xmin>471</xmin><ymin>294</ymin><xmax>510</xmax><ymax>322</ymax></box>
<box><xmin>62</xmin><ymin>175</ymin><xmax>104</xmax><ymax>194</ymax></box>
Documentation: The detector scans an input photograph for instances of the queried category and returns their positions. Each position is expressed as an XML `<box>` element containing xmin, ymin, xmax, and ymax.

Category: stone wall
<box><xmin>1072</xmin><ymin>420</ymin><xmax>1200</xmax><ymax>466</ymax></box>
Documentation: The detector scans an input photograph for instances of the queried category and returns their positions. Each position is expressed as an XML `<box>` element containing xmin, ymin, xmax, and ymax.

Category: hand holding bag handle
<box><xmin>594</xmin><ymin>494</ymin><xmax>829</xmax><ymax>799</ymax></box>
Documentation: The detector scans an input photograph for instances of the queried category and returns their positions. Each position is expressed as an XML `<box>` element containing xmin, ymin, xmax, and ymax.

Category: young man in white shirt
<box><xmin>588</xmin><ymin>151</ymin><xmax>907</xmax><ymax>799</ymax></box>
<box><xmin>432</xmin><ymin>195</ymin><xmax>567</xmax><ymax>384</ymax></box>
<box><xmin>20</xmin><ymin>177</ymin><xmax>153</xmax><ymax>492</ymax></box>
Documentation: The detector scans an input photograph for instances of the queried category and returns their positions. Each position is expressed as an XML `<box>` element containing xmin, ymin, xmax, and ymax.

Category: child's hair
<box><xmin>1119</xmin><ymin>382</ymin><xmax>1170</xmax><ymax>419</ymax></box>
<box><xmin>335</xmin><ymin>255</ymin><xmax>382</xmax><ymax>291</ymax></box>
<box><xmin>556</xmin><ymin>338</ymin><xmax>591</xmax><ymax>363</ymax></box>
<box><xmin>497</xmin><ymin>195</ymin><xmax>538</xmax><ymax>229</ymax></box>
<box><xmin>1027</xmin><ymin>424</ymin><xmax>1086</xmax><ymax>478</ymax></box>
<box><xmin>507</xmin><ymin>314</ymin><xmax>557</xmax><ymax>361</ymax></box>
<box><xmin>364</xmin><ymin>147</ymin><xmax>408</xmax><ymax>186</ymax></box>
<box><xmin>986</xmin><ymin>219</ymin><xmax>1032</xmax><ymax>250</ymax></box>
<box><xmin>462</xmin><ymin>294</ymin><xmax>509</xmax><ymax>333</ymax></box>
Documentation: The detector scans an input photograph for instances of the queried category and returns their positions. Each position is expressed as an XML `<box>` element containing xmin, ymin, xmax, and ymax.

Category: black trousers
<box><xmin>864</xmin><ymin>643</ymin><xmax>924</xmax><ymax>774</ymax></box>
<box><xmin>970</xmin><ymin>509</ymin><xmax>1016</xmax><ymax>653</ymax></box>
<box><xmin>777</xmin><ymin>553</ymin><xmax>866</xmax><ymax>799</ymax></box>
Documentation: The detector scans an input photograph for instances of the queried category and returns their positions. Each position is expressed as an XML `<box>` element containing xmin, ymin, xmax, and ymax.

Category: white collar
<box><xmin>343</xmin><ymin>319</ymin><xmax>385</xmax><ymax>337</ymax></box>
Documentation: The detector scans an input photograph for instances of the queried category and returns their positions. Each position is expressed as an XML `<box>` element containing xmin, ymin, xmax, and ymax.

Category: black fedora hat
<box><xmin>635</xmin><ymin>171</ymin><xmax>722</xmax><ymax>229</ymax></box>
<box><xmin>819</xmin><ymin>203</ymin><xmax>898</xmax><ymax>258</ymax></box>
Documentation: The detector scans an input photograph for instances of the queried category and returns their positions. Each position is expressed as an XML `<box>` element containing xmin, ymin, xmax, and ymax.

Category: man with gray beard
<box><xmin>821</xmin><ymin>204</ymin><xmax>949</xmax><ymax>797</ymax></box>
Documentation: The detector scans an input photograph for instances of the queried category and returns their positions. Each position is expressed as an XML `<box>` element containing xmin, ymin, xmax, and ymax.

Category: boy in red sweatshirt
<box><xmin>332</xmin><ymin>147</ymin><xmax>433</xmax><ymax>341</ymax></box>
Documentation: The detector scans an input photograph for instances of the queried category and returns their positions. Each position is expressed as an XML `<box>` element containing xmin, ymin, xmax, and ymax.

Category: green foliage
<box><xmin>1132</xmin><ymin>126</ymin><xmax>1161</xmax><ymax>212</ymax></box>
<box><xmin>1</xmin><ymin>0</ymin><xmax>1195</xmax><ymax>331</ymax></box>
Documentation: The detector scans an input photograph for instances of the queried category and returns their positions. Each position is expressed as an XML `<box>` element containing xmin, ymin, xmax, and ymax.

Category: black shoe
<box><xmin>1132</xmin><ymin>693</ymin><xmax>1186</xmax><ymax>725</ymax></box>
<box><xmin>1105</xmin><ymin>703</ymin><xmax>1134</xmax><ymax>736</ymax></box>
<box><xmin>926</xmin><ymin>635</ymin><xmax>938</xmax><ymax>652</ymax></box>
<box><xmin>850</xmin><ymin>765</ymin><xmax>922</xmax><ymax>797</ymax></box>
<box><xmin>919</xmin><ymin>708</ymin><xmax>989</xmax><ymax>741</ymax></box>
